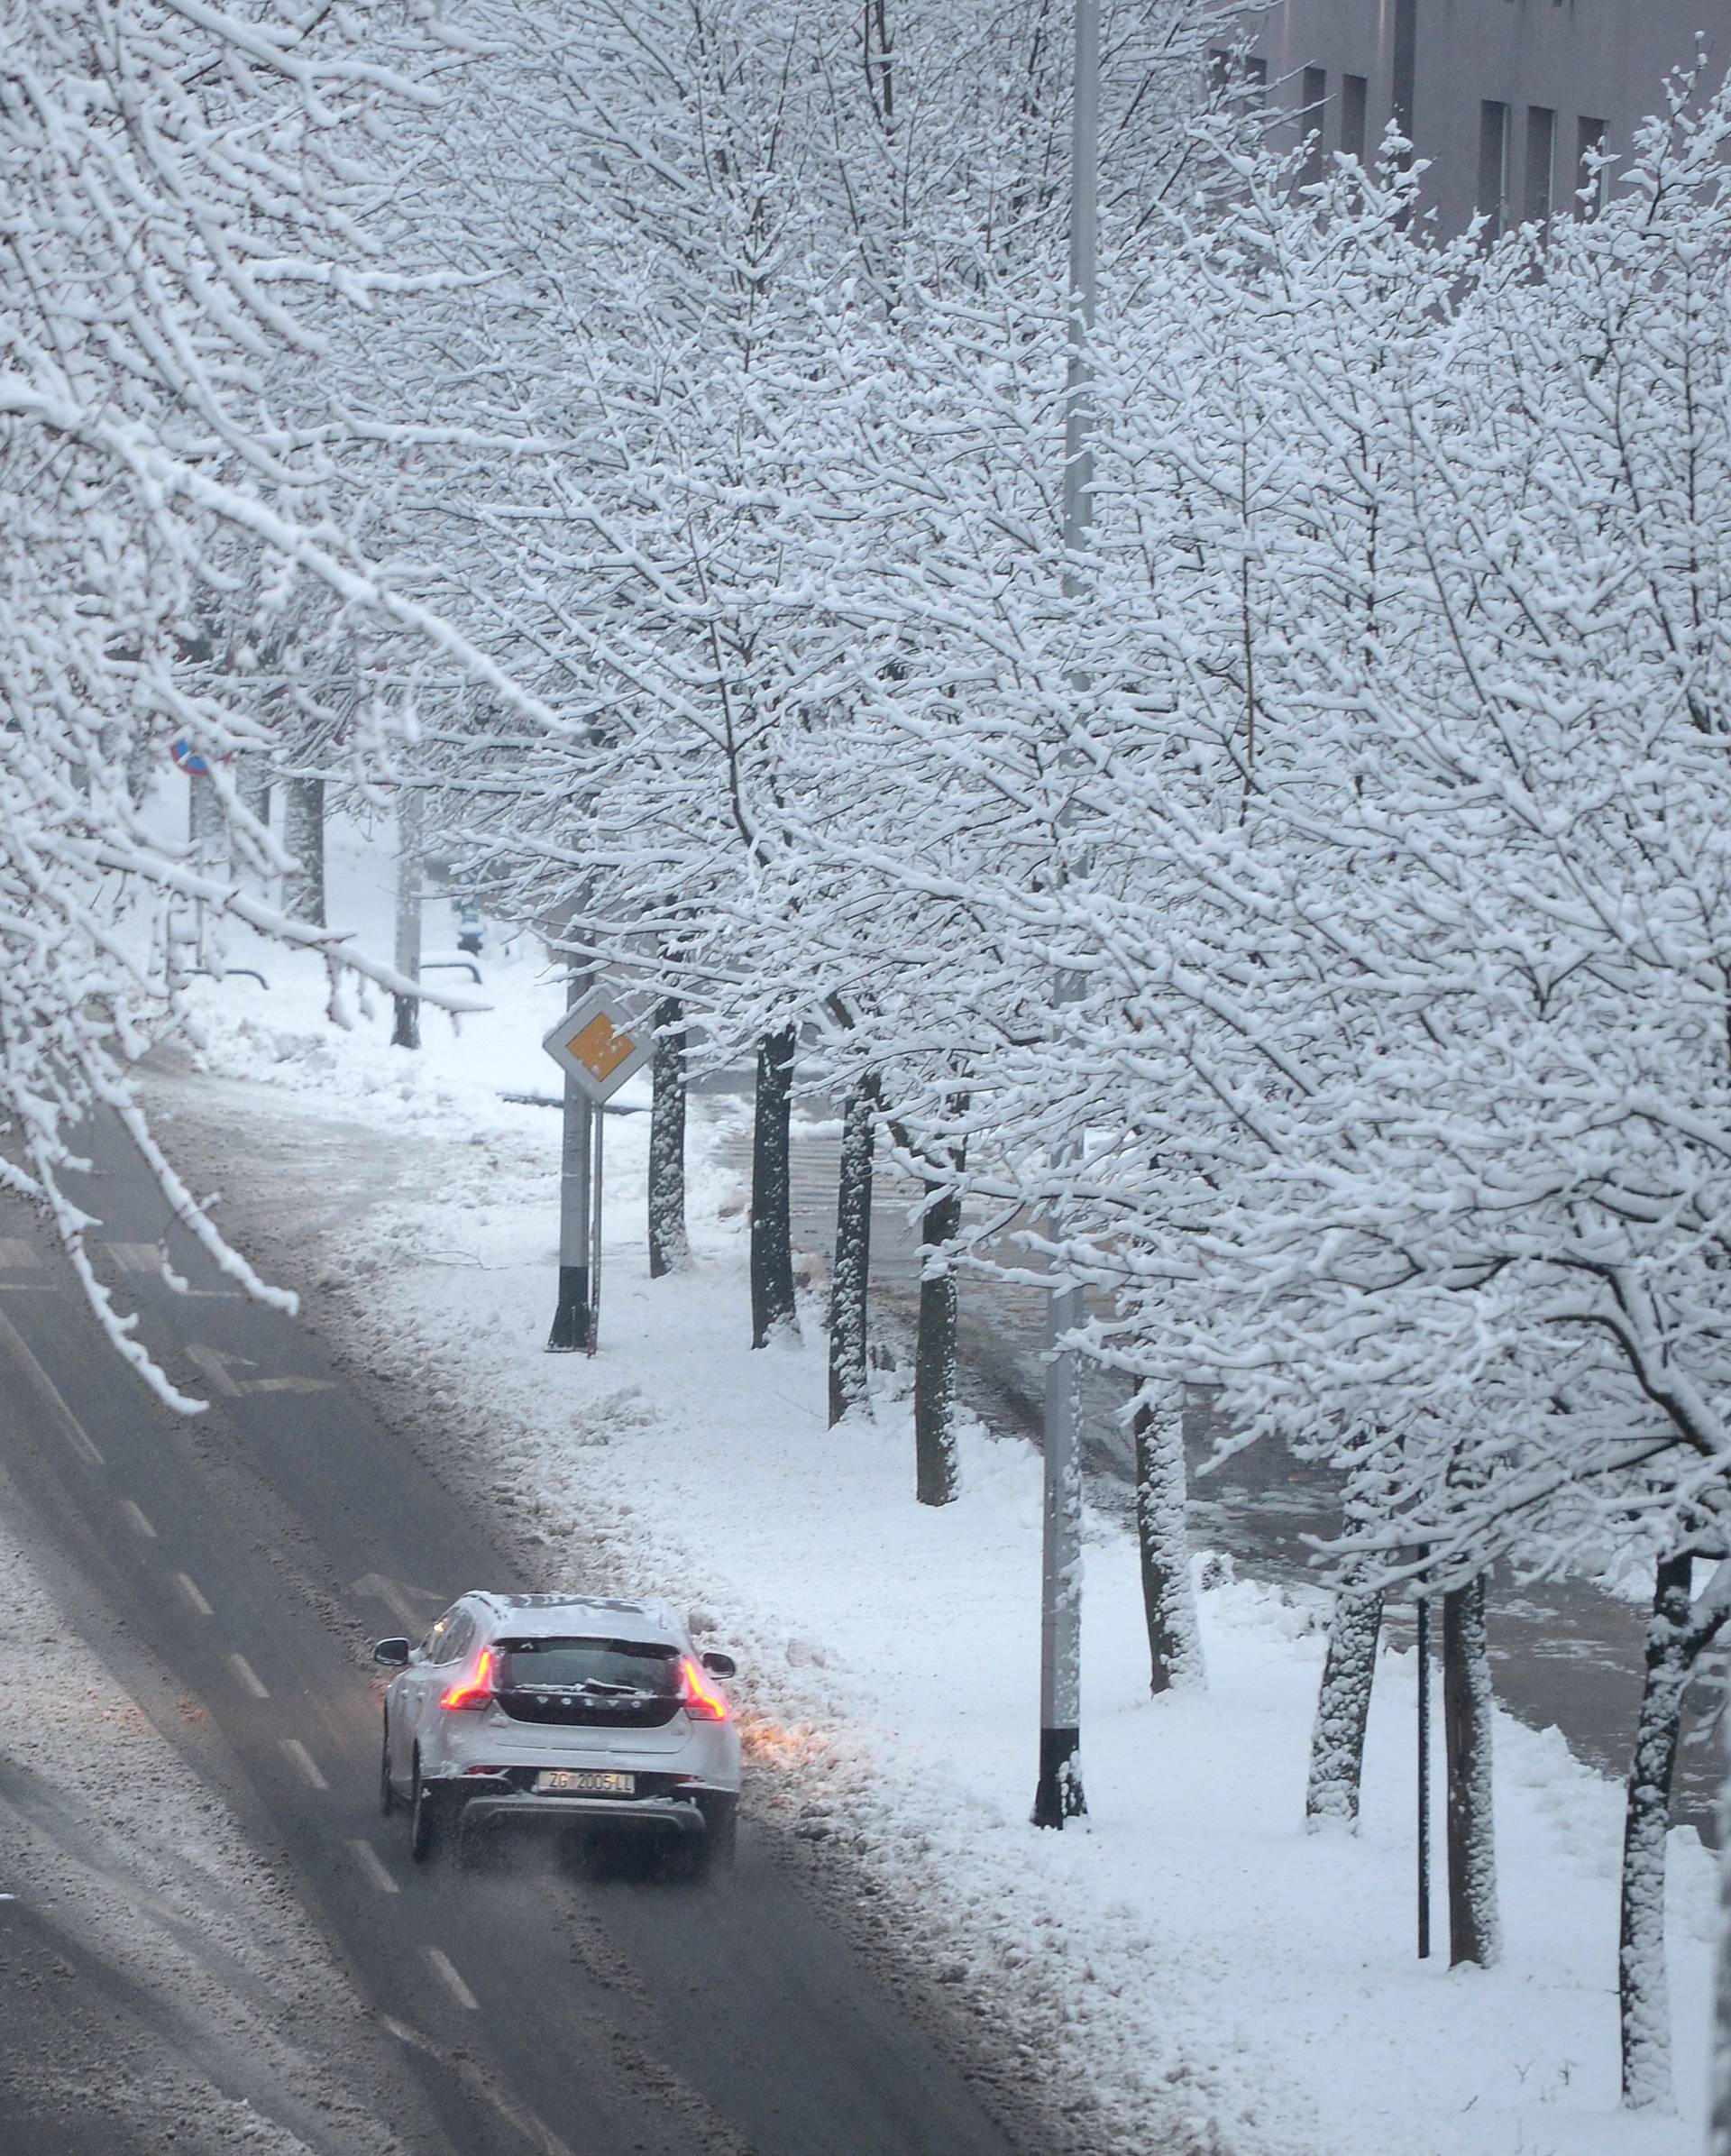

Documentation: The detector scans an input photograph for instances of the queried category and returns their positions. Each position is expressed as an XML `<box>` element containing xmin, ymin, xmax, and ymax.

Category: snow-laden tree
<box><xmin>0</xmin><ymin>1</ymin><xmax>549</xmax><ymax>1402</ymax></box>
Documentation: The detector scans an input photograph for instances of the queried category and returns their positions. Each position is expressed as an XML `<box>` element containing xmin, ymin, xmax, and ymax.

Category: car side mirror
<box><xmin>372</xmin><ymin>1638</ymin><xmax>410</xmax><ymax>1665</ymax></box>
<box><xmin>701</xmin><ymin>1651</ymin><xmax>737</xmax><ymax>1679</ymax></box>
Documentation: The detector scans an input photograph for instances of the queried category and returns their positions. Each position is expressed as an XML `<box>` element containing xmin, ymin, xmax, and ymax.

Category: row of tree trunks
<box><xmin>1302</xmin><ymin>1564</ymin><xmax>1501</xmax><ymax>1974</ymax></box>
<box><xmin>687</xmin><ymin>1021</ymin><xmax>1720</xmax><ymax>2107</ymax></box>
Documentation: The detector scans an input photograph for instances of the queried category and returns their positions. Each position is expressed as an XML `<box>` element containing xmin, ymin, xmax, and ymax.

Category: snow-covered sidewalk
<box><xmin>171</xmin><ymin>894</ymin><xmax>1716</xmax><ymax>2156</ymax></box>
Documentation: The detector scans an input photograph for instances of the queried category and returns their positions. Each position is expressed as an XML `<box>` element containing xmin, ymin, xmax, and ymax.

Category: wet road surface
<box><xmin>0</xmin><ymin>1110</ymin><xmax>1028</xmax><ymax>2156</ymax></box>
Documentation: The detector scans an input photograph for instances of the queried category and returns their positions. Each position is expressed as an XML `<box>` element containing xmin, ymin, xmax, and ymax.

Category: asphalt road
<box><xmin>0</xmin><ymin>1114</ymin><xmax>1025</xmax><ymax>2156</ymax></box>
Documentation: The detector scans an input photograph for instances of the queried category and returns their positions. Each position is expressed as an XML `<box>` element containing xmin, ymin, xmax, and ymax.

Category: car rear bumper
<box><xmin>455</xmin><ymin>1789</ymin><xmax>708</xmax><ymax>1837</ymax></box>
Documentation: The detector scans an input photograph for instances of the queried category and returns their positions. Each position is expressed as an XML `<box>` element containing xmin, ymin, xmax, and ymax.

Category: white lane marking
<box><xmin>351</xmin><ymin>1571</ymin><xmax>443</xmax><ymax>1631</ymax></box>
<box><xmin>118</xmin><ymin>1500</ymin><xmax>156</xmax><ymax>1538</ymax></box>
<box><xmin>426</xmin><ymin>1947</ymin><xmax>478</xmax><ymax>2011</ymax></box>
<box><xmin>171</xmin><ymin>1572</ymin><xmax>213</xmax><ymax>1617</ymax></box>
<box><xmin>188</xmin><ymin>1341</ymin><xmax>335</xmax><ymax>1397</ymax></box>
<box><xmin>348</xmin><ymin>1839</ymin><xmax>400</xmax><ymax>1895</ymax></box>
<box><xmin>0</xmin><ymin>1240</ymin><xmax>41</xmax><ymax>1271</ymax></box>
<box><xmin>105</xmin><ymin>1242</ymin><xmax>161</xmax><ymax>1274</ymax></box>
<box><xmin>280</xmin><ymin>1739</ymin><xmax>328</xmax><ymax>1790</ymax></box>
<box><xmin>225</xmin><ymin>1653</ymin><xmax>269</xmax><ymax>1699</ymax></box>
<box><xmin>0</xmin><ymin>1307</ymin><xmax>102</xmax><ymax>1465</ymax></box>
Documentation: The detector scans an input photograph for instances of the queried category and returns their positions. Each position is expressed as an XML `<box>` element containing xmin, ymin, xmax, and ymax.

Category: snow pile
<box><xmin>171</xmin><ymin>916</ymin><xmax>1717</xmax><ymax>2156</ymax></box>
<box><xmin>0</xmin><ymin>1503</ymin><xmax>407</xmax><ymax>2154</ymax></box>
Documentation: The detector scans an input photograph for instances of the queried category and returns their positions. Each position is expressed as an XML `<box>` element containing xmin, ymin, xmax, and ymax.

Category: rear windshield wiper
<box><xmin>513</xmin><ymin>1678</ymin><xmax>653</xmax><ymax>1699</ymax></box>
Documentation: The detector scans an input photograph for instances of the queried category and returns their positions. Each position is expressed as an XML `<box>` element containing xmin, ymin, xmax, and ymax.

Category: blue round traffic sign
<box><xmin>170</xmin><ymin>739</ymin><xmax>215</xmax><ymax>777</ymax></box>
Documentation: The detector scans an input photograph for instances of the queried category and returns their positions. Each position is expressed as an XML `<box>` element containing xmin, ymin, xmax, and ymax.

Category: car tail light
<box><xmin>679</xmin><ymin>1656</ymin><xmax>729</xmax><ymax>1722</ymax></box>
<box><xmin>440</xmin><ymin>1647</ymin><xmax>495</xmax><ymax>1711</ymax></box>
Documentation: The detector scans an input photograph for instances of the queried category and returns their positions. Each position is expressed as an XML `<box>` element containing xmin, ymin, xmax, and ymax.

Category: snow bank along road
<box><xmin>0</xmin><ymin>1110</ymin><xmax>1025</xmax><ymax>2156</ymax></box>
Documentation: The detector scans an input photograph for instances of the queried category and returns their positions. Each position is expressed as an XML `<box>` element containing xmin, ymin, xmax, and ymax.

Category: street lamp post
<box><xmin>1032</xmin><ymin>0</ymin><xmax>1098</xmax><ymax>1832</ymax></box>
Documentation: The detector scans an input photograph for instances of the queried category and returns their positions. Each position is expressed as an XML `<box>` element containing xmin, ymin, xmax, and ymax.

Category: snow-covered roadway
<box><xmin>0</xmin><ymin>1101</ymin><xmax>1030</xmax><ymax>2156</ymax></box>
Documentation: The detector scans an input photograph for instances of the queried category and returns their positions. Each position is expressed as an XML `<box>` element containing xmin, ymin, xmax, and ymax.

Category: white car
<box><xmin>376</xmin><ymin>1591</ymin><xmax>740</xmax><ymax>1872</ymax></box>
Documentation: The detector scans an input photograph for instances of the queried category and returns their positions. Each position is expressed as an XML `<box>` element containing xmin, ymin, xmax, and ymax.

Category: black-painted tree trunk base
<box><xmin>545</xmin><ymin>1263</ymin><xmax>591</xmax><ymax>1353</ymax></box>
<box><xmin>1032</xmin><ymin>1726</ymin><xmax>1085</xmax><ymax>1827</ymax></box>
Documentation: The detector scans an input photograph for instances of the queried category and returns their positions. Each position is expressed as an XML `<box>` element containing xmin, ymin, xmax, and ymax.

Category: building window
<box><xmin>1525</xmin><ymin>106</ymin><xmax>1555</xmax><ymax>225</ymax></box>
<box><xmin>1479</xmin><ymin>99</ymin><xmax>1511</xmax><ymax>242</ymax></box>
<box><xmin>1244</xmin><ymin>56</ymin><xmax>1268</xmax><ymax>94</ymax></box>
<box><xmin>1576</xmin><ymin>115</ymin><xmax>1607</xmax><ymax>215</ymax></box>
<box><xmin>1300</xmin><ymin>66</ymin><xmax>1327</xmax><ymax>186</ymax></box>
<box><xmin>1341</xmin><ymin>73</ymin><xmax>1368</xmax><ymax>163</ymax></box>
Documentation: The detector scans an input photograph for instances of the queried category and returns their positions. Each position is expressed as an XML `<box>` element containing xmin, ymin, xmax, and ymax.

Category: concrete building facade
<box><xmin>1237</xmin><ymin>3</ymin><xmax>1726</xmax><ymax>235</ymax></box>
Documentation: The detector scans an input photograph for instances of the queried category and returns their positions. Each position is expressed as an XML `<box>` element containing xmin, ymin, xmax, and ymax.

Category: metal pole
<box><xmin>1416</xmin><ymin>1576</ymin><xmax>1433</xmax><ymax>1959</ymax></box>
<box><xmin>547</xmin><ymin>962</ymin><xmax>595</xmax><ymax>1353</ymax></box>
<box><xmin>587</xmin><ymin>1107</ymin><xmax>604</xmax><ymax>1359</ymax></box>
<box><xmin>1032</xmin><ymin>0</ymin><xmax>1098</xmax><ymax>1833</ymax></box>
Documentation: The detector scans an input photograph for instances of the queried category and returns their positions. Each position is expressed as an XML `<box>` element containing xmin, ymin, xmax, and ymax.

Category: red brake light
<box><xmin>680</xmin><ymin>1656</ymin><xmax>729</xmax><ymax>1722</ymax></box>
<box><xmin>440</xmin><ymin>1647</ymin><xmax>494</xmax><ymax>1711</ymax></box>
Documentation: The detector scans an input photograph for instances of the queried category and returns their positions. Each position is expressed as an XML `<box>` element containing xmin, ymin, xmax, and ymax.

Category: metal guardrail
<box><xmin>203</xmin><ymin>967</ymin><xmax>270</xmax><ymax>989</ymax></box>
<box><xmin>421</xmin><ymin>959</ymin><xmax>484</xmax><ymax>985</ymax></box>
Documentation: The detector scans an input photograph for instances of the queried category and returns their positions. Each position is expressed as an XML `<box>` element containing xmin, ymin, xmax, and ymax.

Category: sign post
<box><xmin>541</xmin><ymin>988</ymin><xmax>654</xmax><ymax>1356</ymax></box>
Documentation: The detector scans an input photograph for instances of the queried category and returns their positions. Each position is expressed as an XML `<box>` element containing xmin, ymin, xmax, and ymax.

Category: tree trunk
<box><xmin>1442</xmin><ymin>1573</ymin><xmax>1501</xmax><ymax>1968</ymax></box>
<box><xmin>647</xmin><ymin>998</ymin><xmax>689</xmax><ymax>1279</ymax></box>
<box><xmin>391</xmin><ymin>787</ymin><xmax>422</xmax><ymax>1050</ymax></box>
<box><xmin>283</xmin><ymin>775</ymin><xmax>326</xmax><ymax>927</ymax></box>
<box><xmin>1305</xmin><ymin>1581</ymin><xmax>1382</xmax><ymax>1827</ymax></box>
<box><xmin>236</xmin><ymin>758</ymin><xmax>271</xmax><ymax>831</ymax></box>
<box><xmin>1132</xmin><ymin>1389</ymin><xmax>1204</xmax><ymax>1693</ymax></box>
<box><xmin>749</xmin><ymin>1027</ymin><xmax>798</xmax><ymax>1347</ymax></box>
<box><xmin>828</xmin><ymin>1075</ymin><xmax>877</xmax><ymax>1426</ymax></box>
<box><xmin>913</xmin><ymin>1169</ymin><xmax>962</xmax><ymax>1507</ymax></box>
<box><xmin>188</xmin><ymin>772</ymin><xmax>226</xmax><ymax>873</ymax></box>
<box><xmin>1619</xmin><ymin>1550</ymin><xmax>1694</xmax><ymax>2110</ymax></box>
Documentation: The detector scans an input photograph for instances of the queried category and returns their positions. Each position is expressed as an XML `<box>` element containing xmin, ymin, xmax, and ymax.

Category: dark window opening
<box><xmin>1576</xmin><ymin>115</ymin><xmax>1607</xmax><ymax>215</ymax></box>
<box><xmin>1341</xmin><ymin>74</ymin><xmax>1368</xmax><ymax>163</ymax></box>
<box><xmin>1525</xmin><ymin>105</ymin><xmax>1555</xmax><ymax>225</ymax></box>
<box><xmin>1479</xmin><ymin>99</ymin><xmax>1511</xmax><ymax>242</ymax></box>
<box><xmin>1300</xmin><ymin>66</ymin><xmax>1327</xmax><ymax>186</ymax></box>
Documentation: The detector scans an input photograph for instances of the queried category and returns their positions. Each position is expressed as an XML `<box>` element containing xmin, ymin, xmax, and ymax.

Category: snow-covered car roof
<box><xmin>472</xmin><ymin>1592</ymin><xmax>680</xmax><ymax>1645</ymax></box>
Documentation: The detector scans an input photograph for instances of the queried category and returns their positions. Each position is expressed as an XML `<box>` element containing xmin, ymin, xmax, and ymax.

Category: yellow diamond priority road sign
<box><xmin>541</xmin><ymin>989</ymin><xmax>655</xmax><ymax>1103</ymax></box>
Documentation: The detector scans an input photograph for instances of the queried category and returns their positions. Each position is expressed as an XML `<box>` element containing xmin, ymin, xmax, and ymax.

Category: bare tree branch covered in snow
<box><xmin>0</xmin><ymin>2</ymin><xmax>545</xmax><ymax>1402</ymax></box>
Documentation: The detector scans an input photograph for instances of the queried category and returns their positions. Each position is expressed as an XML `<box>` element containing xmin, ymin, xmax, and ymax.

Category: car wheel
<box><xmin>409</xmin><ymin>1752</ymin><xmax>442</xmax><ymax>1864</ymax></box>
<box><xmin>692</xmin><ymin>1794</ymin><xmax>737</xmax><ymax>1880</ymax></box>
<box><xmin>380</xmin><ymin>1714</ymin><xmax>397</xmax><ymax>1816</ymax></box>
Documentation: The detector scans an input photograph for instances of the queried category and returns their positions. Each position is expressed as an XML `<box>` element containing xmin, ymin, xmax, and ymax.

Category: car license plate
<box><xmin>536</xmin><ymin>1768</ymin><xmax>634</xmax><ymax>1794</ymax></box>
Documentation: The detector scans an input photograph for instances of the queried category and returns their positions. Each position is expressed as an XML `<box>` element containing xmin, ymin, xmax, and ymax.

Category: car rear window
<box><xmin>496</xmin><ymin>1637</ymin><xmax>680</xmax><ymax>1696</ymax></box>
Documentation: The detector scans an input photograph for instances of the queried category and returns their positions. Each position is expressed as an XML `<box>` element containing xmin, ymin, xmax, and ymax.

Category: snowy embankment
<box><xmin>167</xmin><ymin>833</ymin><xmax>1714</xmax><ymax>2156</ymax></box>
<box><xmin>0</xmin><ymin>1506</ymin><xmax>405</xmax><ymax>2154</ymax></box>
